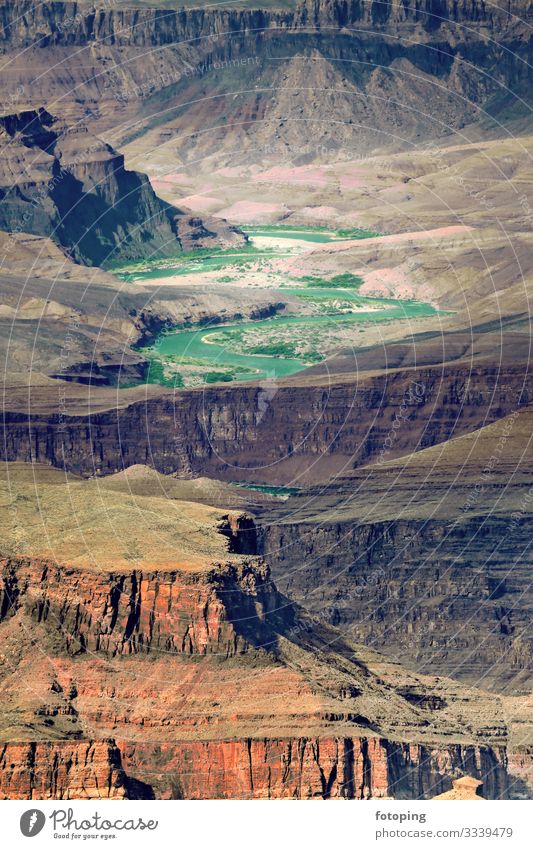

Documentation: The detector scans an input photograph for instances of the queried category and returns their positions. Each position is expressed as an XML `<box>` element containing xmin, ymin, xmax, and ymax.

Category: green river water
<box><xmin>119</xmin><ymin>225</ymin><xmax>441</xmax><ymax>386</ymax></box>
<box><xmin>153</xmin><ymin>301</ymin><xmax>438</xmax><ymax>383</ymax></box>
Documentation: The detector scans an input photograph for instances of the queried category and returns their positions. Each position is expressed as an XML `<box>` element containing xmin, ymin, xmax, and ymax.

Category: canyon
<box><xmin>1</xmin><ymin>360</ymin><xmax>530</xmax><ymax>481</ymax></box>
<box><xmin>259</xmin><ymin>409</ymin><xmax>533</xmax><ymax>694</ymax></box>
<box><xmin>0</xmin><ymin>0</ymin><xmax>531</xmax><ymax>804</ymax></box>
<box><xmin>0</xmin><ymin>106</ymin><xmax>244</xmax><ymax>266</ymax></box>
<box><xmin>0</xmin><ymin>464</ymin><xmax>528</xmax><ymax>799</ymax></box>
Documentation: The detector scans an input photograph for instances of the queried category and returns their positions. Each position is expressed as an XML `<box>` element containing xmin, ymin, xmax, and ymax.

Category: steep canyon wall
<box><xmin>2</xmin><ymin>364</ymin><xmax>530</xmax><ymax>482</ymax></box>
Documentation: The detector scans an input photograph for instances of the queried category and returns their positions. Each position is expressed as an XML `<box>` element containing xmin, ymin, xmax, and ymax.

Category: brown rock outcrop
<box><xmin>0</xmin><ymin>741</ymin><xmax>129</xmax><ymax>800</ymax></box>
<box><xmin>1</xmin><ymin>363</ymin><xmax>530</xmax><ymax>483</ymax></box>
<box><xmin>0</xmin><ymin>557</ymin><xmax>287</xmax><ymax>658</ymax></box>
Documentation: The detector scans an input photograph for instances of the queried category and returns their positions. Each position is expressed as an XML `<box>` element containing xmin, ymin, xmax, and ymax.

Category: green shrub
<box><xmin>205</xmin><ymin>372</ymin><xmax>233</xmax><ymax>383</ymax></box>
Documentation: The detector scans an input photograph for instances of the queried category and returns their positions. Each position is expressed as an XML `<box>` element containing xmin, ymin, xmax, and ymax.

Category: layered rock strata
<box><xmin>259</xmin><ymin>409</ymin><xmax>533</xmax><ymax>692</ymax></box>
<box><xmin>0</xmin><ymin>741</ymin><xmax>132</xmax><ymax>800</ymax></box>
<box><xmin>0</xmin><ymin>464</ymin><xmax>528</xmax><ymax>800</ymax></box>
<box><xmin>1</xmin><ymin>363</ymin><xmax>530</xmax><ymax>482</ymax></box>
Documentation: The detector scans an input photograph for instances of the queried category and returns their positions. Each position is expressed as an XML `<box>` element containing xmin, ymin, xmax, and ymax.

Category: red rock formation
<box><xmin>120</xmin><ymin>737</ymin><xmax>391</xmax><ymax>800</ymax></box>
<box><xmin>0</xmin><ymin>511</ymin><xmax>528</xmax><ymax>801</ymax></box>
<box><xmin>0</xmin><ymin>557</ymin><xmax>285</xmax><ymax>657</ymax></box>
<box><xmin>0</xmin><ymin>741</ymin><xmax>128</xmax><ymax>800</ymax></box>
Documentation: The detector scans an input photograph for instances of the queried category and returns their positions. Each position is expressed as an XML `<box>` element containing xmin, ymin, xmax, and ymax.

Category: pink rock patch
<box><xmin>299</xmin><ymin>205</ymin><xmax>339</xmax><ymax>220</ymax></box>
<box><xmin>340</xmin><ymin>173</ymin><xmax>365</xmax><ymax>190</ymax></box>
<box><xmin>253</xmin><ymin>165</ymin><xmax>328</xmax><ymax>188</ymax></box>
<box><xmin>215</xmin><ymin>200</ymin><xmax>287</xmax><ymax>222</ymax></box>
<box><xmin>179</xmin><ymin>195</ymin><xmax>221</xmax><ymax>213</ymax></box>
<box><xmin>151</xmin><ymin>173</ymin><xmax>194</xmax><ymax>186</ymax></box>
<box><xmin>318</xmin><ymin>224</ymin><xmax>473</xmax><ymax>254</ymax></box>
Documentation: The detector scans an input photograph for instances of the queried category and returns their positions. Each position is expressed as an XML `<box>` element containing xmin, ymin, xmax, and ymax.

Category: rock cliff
<box><xmin>1</xmin><ymin>1</ymin><xmax>527</xmax><ymax>48</ymax></box>
<box><xmin>0</xmin><ymin>107</ymin><xmax>243</xmax><ymax>265</ymax></box>
<box><xmin>259</xmin><ymin>409</ymin><xmax>533</xmax><ymax>692</ymax></box>
<box><xmin>0</xmin><ymin>556</ymin><xmax>287</xmax><ymax>657</ymax></box>
<box><xmin>0</xmin><ymin>463</ymin><xmax>528</xmax><ymax>799</ymax></box>
<box><xmin>1</xmin><ymin>363</ymin><xmax>530</xmax><ymax>482</ymax></box>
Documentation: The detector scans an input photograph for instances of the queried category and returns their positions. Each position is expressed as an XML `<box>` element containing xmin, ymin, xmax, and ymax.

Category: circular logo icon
<box><xmin>20</xmin><ymin>809</ymin><xmax>46</xmax><ymax>837</ymax></box>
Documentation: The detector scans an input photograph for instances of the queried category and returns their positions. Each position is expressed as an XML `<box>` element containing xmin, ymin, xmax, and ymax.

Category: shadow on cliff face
<box><xmin>123</xmin><ymin>774</ymin><xmax>156</xmax><ymax>800</ymax></box>
<box><xmin>217</xmin><ymin>513</ymin><xmax>258</xmax><ymax>555</ymax></box>
<box><xmin>0</xmin><ymin>110</ymin><xmax>184</xmax><ymax>267</ymax></box>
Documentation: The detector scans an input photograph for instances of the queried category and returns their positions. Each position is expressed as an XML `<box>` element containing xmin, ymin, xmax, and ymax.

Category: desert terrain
<box><xmin>0</xmin><ymin>0</ymin><xmax>531</xmax><ymax>800</ymax></box>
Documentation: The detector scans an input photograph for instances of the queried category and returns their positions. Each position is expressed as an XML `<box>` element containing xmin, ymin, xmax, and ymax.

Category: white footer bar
<box><xmin>2</xmin><ymin>799</ymin><xmax>530</xmax><ymax>848</ymax></box>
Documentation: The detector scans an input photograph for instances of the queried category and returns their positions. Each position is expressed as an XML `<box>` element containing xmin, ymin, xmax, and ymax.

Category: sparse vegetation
<box><xmin>111</xmin><ymin>226</ymin><xmax>381</xmax><ymax>285</ymax></box>
<box><xmin>336</xmin><ymin>227</ymin><xmax>381</xmax><ymax>239</ymax></box>
<box><xmin>302</xmin><ymin>273</ymin><xmax>364</xmax><ymax>289</ymax></box>
<box><xmin>111</xmin><ymin>242</ymin><xmax>273</xmax><ymax>282</ymax></box>
<box><xmin>241</xmin><ymin>224</ymin><xmax>380</xmax><ymax>241</ymax></box>
<box><xmin>205</xmin><ymin>371</ymin><xmax>234</xmax><ymax>383</ymax></box>
<box><xmin>145</xmin><ymin>358</ymin><xmax>184</xmax><ymax>388</ymax></box>
<box><xmin>248</xmin><ymin>341</ymin><xmax>298</xmax><ymax>357</ymax></box>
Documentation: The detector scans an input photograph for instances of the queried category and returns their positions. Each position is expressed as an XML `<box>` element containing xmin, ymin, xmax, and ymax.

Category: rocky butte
<box><xmin>0</xmin><ymin>107</ymin><xmax>244</xmax><ymax>266</ymax></box>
